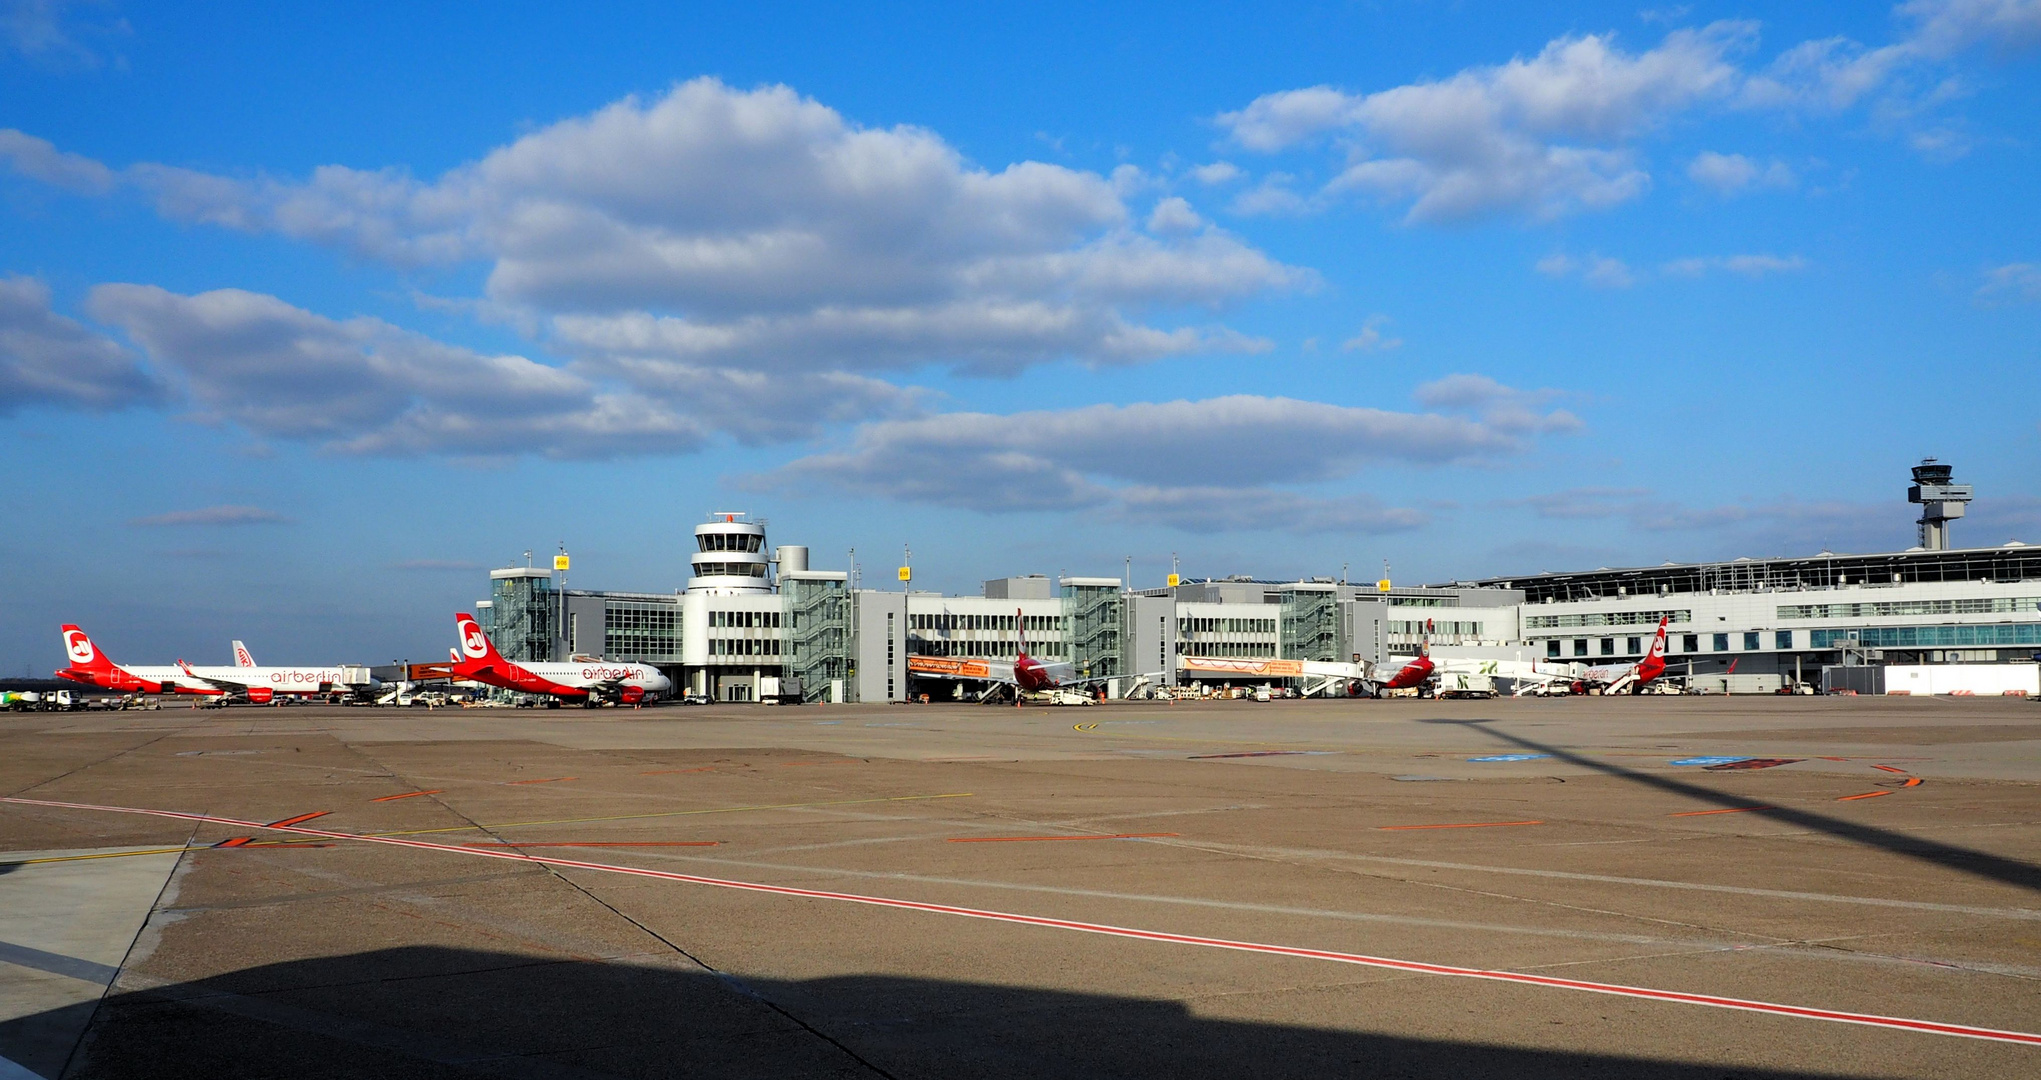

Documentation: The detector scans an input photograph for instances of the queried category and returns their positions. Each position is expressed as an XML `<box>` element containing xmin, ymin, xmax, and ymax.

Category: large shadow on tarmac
<box><xmin>1428</xmin><ymin>718</ymin><xmax>2041</xmax><ymax>894</ymax></box>
<box><xmin>3</xmin><ymin>945</ymin><xmax>1877</xmax><ymax>1080</ymax></box>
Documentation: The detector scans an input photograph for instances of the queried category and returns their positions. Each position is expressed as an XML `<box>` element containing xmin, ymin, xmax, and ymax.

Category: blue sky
<box><xmin>2</xmin><ymin>0</ymin><xmax>2038</xmax><ymax>667</ymax></box>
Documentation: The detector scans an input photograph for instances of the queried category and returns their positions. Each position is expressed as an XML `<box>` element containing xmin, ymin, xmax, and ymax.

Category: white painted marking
<box><xmin>7</xmin><ymin>796</ymin><xmax>2040</xmax><ymax>1046</ymax></box>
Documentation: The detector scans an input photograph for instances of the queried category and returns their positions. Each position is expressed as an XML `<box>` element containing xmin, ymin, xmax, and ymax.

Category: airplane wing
<box><xmin>1058</xmin><ymin>668</ymin><xmax>1164</xmax><ymax>688</ymax></box>
<box><xmin>906</xmin><ymin>656</ymin><xmax>1018</xmax><ymax>684</ymax></box>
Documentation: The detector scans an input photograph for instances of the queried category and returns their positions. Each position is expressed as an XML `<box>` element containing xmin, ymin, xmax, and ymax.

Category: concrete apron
<box><xmin>0</xmin><ymin>848</ymin><xmax>183</xmax><ymax>1079</ymax></box>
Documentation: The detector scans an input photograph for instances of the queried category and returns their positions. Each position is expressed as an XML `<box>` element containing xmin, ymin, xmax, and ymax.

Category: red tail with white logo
<box><xmin>453</xmin><ymin>612</ymin><xmax>506</xmax><ymax>675</ymax></box>
<box><xmin>1636</xmin><ymin>616</ymin><xmax>1669</xmax><ymax>685</ymax></box>
<box><xmin>54</xmin><ymin>625</ymin><xmax>165</xmax><ymax>694</ymax></box>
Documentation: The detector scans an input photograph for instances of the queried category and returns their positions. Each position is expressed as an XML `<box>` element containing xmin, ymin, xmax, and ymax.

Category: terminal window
<box><xmin>1713</xmin><ymin>633</ymin><xmax>1730</xmax><ymax>651</ymax></box>
<box><xmin>1600</xmin><ymin>638</ymin><xmax>1615</xmax><ymax>656</ymax></box>
<box><xmin>1573</xmin><ymin>639</ymin><xmax>1588</xmax><ymax>657</ymax></box>
<box><xmin>1627</xmin><ymin>636</ymin><xmax>1641</xmax><ymax>654</ymax></box>
<box><xmin>1547</xmin><ymin>640</ymin><xmax>1561</xmax><ymax>658</ymax></box>
<box><xmin>1682</xmin><ymin>634</ymin><xmax>1699</xmax><ymax>653</ymax></box>
<box><xmin>1776</xmin><ymin>630</ymin><xmax>1793</xmax><ymax>650</ymax></box>
<box><xmin>1743</xmin><ymin>632</ymin><xmax>1761</xmax><ymax>651</ymax></box>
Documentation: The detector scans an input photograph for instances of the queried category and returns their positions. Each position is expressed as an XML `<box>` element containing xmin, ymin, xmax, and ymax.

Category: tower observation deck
<box><xmin>1908</xmin><ymin>458</ymin><xmax>1972</xmax><ymax>551</ymax></box>
<box><xmin>689</xmin><ymin>513</ymin><xmax>772</xmax><ymax>594</ymax></box>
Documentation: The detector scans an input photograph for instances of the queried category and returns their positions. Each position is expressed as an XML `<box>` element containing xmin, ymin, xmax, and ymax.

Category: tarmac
<box><xmin>2</xmin><ymin>693</ymin><xmax>2039</xmax><ymax>1078</ymax></box>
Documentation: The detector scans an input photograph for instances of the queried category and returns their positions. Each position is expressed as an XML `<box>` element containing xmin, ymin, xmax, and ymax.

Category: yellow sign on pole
<box><xmin>1166</xmin><ymin>573</ymin><xmax>1180</xmax><ymax>587</ymax></box>
<box><xmin>897</xmin><ymin>566</ymin><xmax>911</xmax><ymax>582</ymax></box>
<box><xmin>1377</xmin><ymin>578</ymin><xmax>1391</xmax><ymax>593</ymax></box>
<box><xmin>554</xmin><ymin>554</ymin><xmax>571</xmax><ymax>572</ymax></box>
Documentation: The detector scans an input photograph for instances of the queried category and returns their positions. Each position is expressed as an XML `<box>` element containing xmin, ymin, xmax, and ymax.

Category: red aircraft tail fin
<box><xmin>59</xmin><ymin>625</ymin><xmax>116</xmax><ymax>673</ymax></box>
<box><xmin>1636</xmin><ymin>616</ymin><xmax>1670</xmax><ymax>683</ymax></box>
<box><xmin>1420</xmin><ymin>619</ymin><xmax>1433</xmax><ymax>659</ymax></box>
<box><xmin>454</xmin><ymin>612</ymin><xmax>505</xmax><ymax>670</ymax></box>
<box><xmin>1015</xmin><ymin>608</ymin><xmax>1028</xmax><ymax>660</ymax></box>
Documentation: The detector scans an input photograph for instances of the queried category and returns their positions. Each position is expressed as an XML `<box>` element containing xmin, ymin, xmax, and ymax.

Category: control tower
<box><xmin>688</xmin><ymin>513</ymin><xmax>772</xmax><ymax>594</ymax></box>
<box><xmin>1907</xmin><ymin>458</ymin><xmax>1972</xmax><ymax>551</ymax></box>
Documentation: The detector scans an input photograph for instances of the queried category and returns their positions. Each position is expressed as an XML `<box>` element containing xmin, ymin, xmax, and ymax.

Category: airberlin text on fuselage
<box><xmin>268</xmin><ymin>671</ymin><xmax>345</xmax><ymax>685</ymax></box>
<box><xmin>578</xmin><ymin>666</ymin><xmax>647</xmax><ymax>681</ymax></box>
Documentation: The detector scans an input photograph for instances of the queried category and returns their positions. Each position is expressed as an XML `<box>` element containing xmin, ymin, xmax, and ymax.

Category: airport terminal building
<box><xmin>474</xmin><ymin>462</ymin><xmax>2038</xmax><ymax>701</ymax></box>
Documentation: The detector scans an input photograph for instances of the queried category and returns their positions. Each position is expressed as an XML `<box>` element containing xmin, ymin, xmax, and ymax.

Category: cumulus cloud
<box><xmin>1661</xmin><ymin>253</ymin><xmax>1809</xmax><ymax>277</ymax></box>
<box><xmin>129</xmin><ymin>505</ymin><xmax>291</xmax><ymax>527</ymax></box>
<box><xmin>1218</xmin><ymin>24</ymin><xmax>1751</xmax><ymax>221</ymax></box>
<box><xmin>4</xmin><ymin>79</ymin><xmax>1307</xmax><ymax>379</ymax></box>
<box><xmin>0</xmin><ymin>275</ymin><xmax>161</xmax><ymax>414</ymax></box>
<box><xmin>88</xmin><ymin>284</ymin><xmax>706</xmax><ymax>459</ymax></box>
<box><xmin>1340</xmin><ymin>314</ymin><xmax>1402</xmax><ymax>352</ymax></box>
<box><xmin>1218</xmin><ymin>9</ymin><xmax>2028</xmax><ymax>223</ymax></box>
<box><xmin>1977</xmin><ymin>262</ymin><xmax>2041</xmax><ymax>302</ymax></box>
<box><xmin>760</xmin><ymin>383</ymin><xmax>1577</xmax><ymax>533</ymax></box>
<box><xmin>1686</xmin><ymin>150</ymin><xmax>1796</xmax><ymax>194</ymax></box>
<box><xmin>1188</xmin><ymin>161</ymin><xmax>1245</xmax><ymax>185</ymax></box>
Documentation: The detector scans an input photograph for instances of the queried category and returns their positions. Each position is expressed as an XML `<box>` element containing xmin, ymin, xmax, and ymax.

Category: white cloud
<box><xmin>0</xmin><ymin>275</ymin><xmax>160</xmax><ymax>414</ymax></box>
<box><xmin>1900</xmin><ymin>0</ymin><xmax>2041</xmax><ymax>57</ymax></box>
<box><xmin>1217</xmin><ymin>24</ymin><xmax>1751</xmax><ymax>221</ymax></box>
<box><xmin>760</xmin><ymin>384</ymin><xmax>1577</xmax><ymax>533</ymax></box>
<box><xmin>1738</xmin><ymin>37</ymin><xmax>1914</xmax><ymax>112</ymax></box>
<box><xmin>88</xmin><ymin>284</ymin><xmax>707</xmax><ymax>459</ymax></box>
<box><xmin>129</xmin><ymin>505</ymin><xmax>291</xmax><ymax>528</ymax></box>
<box><xmin>1146</xmin><ymin>196</ymin><xmax>1205</xmax><ymax>234</ymax></box>
<box><xmin>1512</xmin><ymin>487</ymin><xmax>1909</xmax><ymax>554</ymax></box>
<box><xmin>1978</xmin><ymin>262</ymin><xmax>2041</xmax><ymax>302</ymax></box>
<box><xmin>0</xmin><ymin>129</ymin><xmax>115</xmax><ymax>194</ymax></box>
<box><xmin>1686</xmin><ymin>150</ymin><xmax>1796</xmax><ymax>194</ymax></box>
<box><xmin>1188</xmin><ymin>161</ymin><xmax>1245</xmax><ymax>185</ymax></box>
<box><xmin>6</xmin><ymin>79</ymin><xmax>1307</xmax><ymax>379</ymax></box>
<box><xmin>1340</xmin><ymin>314</ymin><xmax>1403</xmax><ymax>352</ymax></box>
<box><xmin>1661</xmin><ymin>253</ymin><xmax>1808</xmax><ymax>277</ymax></box>
<box><xmin>1412</xmin><ymin>373</ymin><xmax>1583</xmax><ymax>435</ymax></box>
<box><xmin>1536</xmin><ymin>252</ymin><xmax>1635</xmax><ymax>288</ymax></box>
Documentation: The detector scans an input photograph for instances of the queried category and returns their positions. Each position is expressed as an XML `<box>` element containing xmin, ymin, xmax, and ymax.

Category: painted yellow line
<box><xmin>0</xmin><ymin>846</ymin><xmax>192</xmax><ymax>866</ymax></box>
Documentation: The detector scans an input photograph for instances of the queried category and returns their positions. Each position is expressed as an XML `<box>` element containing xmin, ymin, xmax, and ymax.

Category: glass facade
<box><xmin>1779</xmin><ymin>597</ymin><xmax>2041</xmax><ymax>619</ymax></box>
<box><xmin>603</xmin><ymin>600</ymin><xmax>682</xmax><ymax>662</ymax></box>
<box><xmin>1065</xmin><ymin>583</ymin><xmax>1122</xmax><ymax>678</ymax></box>
<box><xmin>785</xmin><ymin>576</ymin><xmax>851</xmax><ymax>703</ymax></box>
<box><xmin>1811</xmin><ymin>623</ymin><xmax>2041</xmax><ymax>648</ymax></box>
<box><xmin>1524</xmin><ymin>609</ymin><xmax>1690</xmax><ymax>629</ymax></box>
<box><xmin>1279</xmin><ymin>588</ymin><xmax>1340</xmax><ymax>662</ymax></box>
<box><xmin>488</xmin><ymin>573</ymin><xmax>556</xmax><ymax>662</ymax></box>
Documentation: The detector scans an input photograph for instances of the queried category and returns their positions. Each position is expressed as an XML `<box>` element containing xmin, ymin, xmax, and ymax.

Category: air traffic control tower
<box><xmin>1908</xmin><ymin>458</ymin><xmax>1973</xmax><ymax>551</ymax></box>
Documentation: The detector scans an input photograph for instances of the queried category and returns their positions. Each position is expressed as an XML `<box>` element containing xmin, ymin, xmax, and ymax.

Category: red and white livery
<box><xmin>448</xmin><ymin>612</ymin><xmax>670</xmax><ymax>706</ymax></box>
<box><xmin>55</xmin><ymin>625</ymin><xmax>373</xmax><ymax>703</ymax></box>
<box><xmin>1575</xmin><ymin>617</ymin><xmax>1671</xmax><ymax>694</ymax></box>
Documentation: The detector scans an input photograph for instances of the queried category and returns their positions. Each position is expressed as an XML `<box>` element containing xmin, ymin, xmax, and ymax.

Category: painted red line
<box><xmin>8</xmin><ymin>795</ymin><xmax>2040</xmax><ymax>1048</ymax></box>
<box><xmin>947</xmin><ymin>833</ymin><xmax>1180</xmax><ymax>843</ymax></box>
<box><xmin>1838</xmin><ymin>790</ymin><xmax>1892</xmax><ymax>801</ymax></box>
<box><xmin>506</xmin><ymin>777</ymin><xmax>577</xmax><ymax>785</ymax></box>
<box><xmin>1378</xmin><ymin>820</ymin><xmax>1544</xmax><ymax>831</ymax></box>
<box><xmin>1901</xmin><ymin>777</ymin><xmax>1923</xmax><ymax>788</ymax></box>
<box><xmin>458</xmin><ymin>841</ymin><xmax>722</xmax><ymax>848</ymax></box>
<box><xmin>265</xmin><ymin>811</ymin><xmax>330</xmax><ymax>828</ymax></box>
<box><xmin>778</xmin><ymin>761</ymin><xmax>861</xmax><ymax>768</ymax></box>
<box><xmin>370</xmin><ymin>790</ymin><xmax>444</xmax><ymax>802</ymax></box>
<box><xmin>1871</xmin><ymin>765</ymin><xmax>1910</xmax><ymax>774</ymax></box>
<box><xmin>1669</xmin><ymin>806</ymin><xmax>1775</xmax><ymax>817</ymax></box>
<box><xmin>640</xmin><ymin>767</ymin><xmax>719</xmax><ymax>775</ymax></box>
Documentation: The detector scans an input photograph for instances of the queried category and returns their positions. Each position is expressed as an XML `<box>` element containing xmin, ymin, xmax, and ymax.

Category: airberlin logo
<box><xmin>64</xmin><ymin>631</ymin><xmax>96</xmax><ymax>665</ymax></box>
<box><xmin>460</xmin><ymin>621</ymin><xmax>490</xmax><ymax>659</ymax></box>
<box><xmin>580</xmin><ymin>666</ymin><xmax>640</xmax><ymax>680</ymax></box>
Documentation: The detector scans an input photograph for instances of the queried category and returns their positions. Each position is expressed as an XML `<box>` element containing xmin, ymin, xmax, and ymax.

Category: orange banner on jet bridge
<box><xmin>1179</xmin><ymin>657</ymin><xmax>1304</xmax><ymax>677</ymax></box>
<box><xmin>907</xmin><ymin>657</ymin><xmax>992</xmax><ymax>679</ymax></box>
